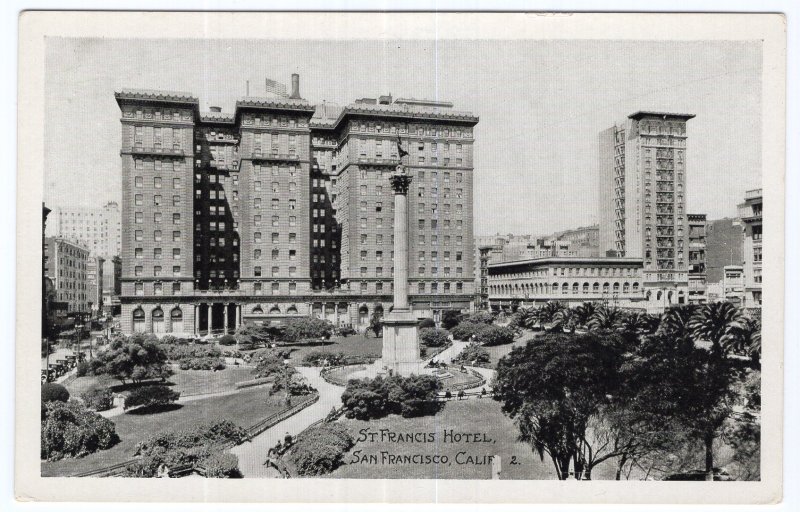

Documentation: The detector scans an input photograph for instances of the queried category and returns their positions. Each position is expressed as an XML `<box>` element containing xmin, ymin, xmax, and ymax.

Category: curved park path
<box><xmin>230</xmin><ymin>330</ymin><xmax>536</xmax><ymax>477</ymax></box>
<box><xmin>230</xmin><ymin>366</ymin><xmax>345</xmax><ymax>477</ymax></box>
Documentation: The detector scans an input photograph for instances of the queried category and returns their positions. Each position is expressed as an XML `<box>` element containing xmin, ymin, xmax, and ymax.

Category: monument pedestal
<box><xmin>381</xmin><ymin>308</ymin><xmax>421</xmax><ymax>376</ymax></box>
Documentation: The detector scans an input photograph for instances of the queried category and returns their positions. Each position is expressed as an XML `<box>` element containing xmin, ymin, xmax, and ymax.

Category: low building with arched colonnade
<box><xmin>487</xmin><ymin>257</ymin><xmax>688</xmax><ymax>314</ymax></box>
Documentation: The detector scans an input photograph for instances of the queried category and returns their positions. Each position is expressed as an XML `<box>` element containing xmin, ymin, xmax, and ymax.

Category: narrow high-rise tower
<box><xmin>598</xmin><ymin>111</ymin><xmax>694</xmax><ymax>307</ymax></box>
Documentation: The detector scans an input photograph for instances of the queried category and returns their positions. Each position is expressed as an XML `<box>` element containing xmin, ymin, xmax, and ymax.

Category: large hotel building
<box><xmin>115</xmin><ymin>76</ymin><xmax>478</xmax><ymax>335</ymax></box>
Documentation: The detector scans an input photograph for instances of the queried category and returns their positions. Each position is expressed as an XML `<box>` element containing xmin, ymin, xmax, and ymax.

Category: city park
<box><xmin>41</xmin><ymin>162</ymin><xmax>762</xmax><ymax>481</ymax></box>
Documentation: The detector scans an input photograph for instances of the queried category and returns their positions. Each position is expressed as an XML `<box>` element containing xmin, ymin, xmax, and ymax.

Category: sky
<box><xmin>44</xmin><ymin>38</ymin><xmax>762</xmax><ymax>236</ymax></box>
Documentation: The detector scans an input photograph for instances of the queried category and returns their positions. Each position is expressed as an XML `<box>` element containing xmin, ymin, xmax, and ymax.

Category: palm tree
<box><xmin>657</xmin><ymin>304</ymin><xmax>697</xmax><ymax>339</ymax></box>
<box><xmin>552</xmin><ymin>307</ymin><xmax>577</xmax><ymax>333</ymax></box>
<box><xmin>587</xmin><ymin>305</ymin><xmax>624</xmax><ymax>331</ymax></box>
<box><xmin>537</xmin><ymin>301</ymin><xmax>565</xmax><ymax>325</ymax></box>
<box><xmin>688</xmin><ymin>301</ymin><xmax>745</xmax><ymax>356</ymax></box>
<box><xmin>514</xmin><ymin>307</ymin><xmax>540</xmax><ymax>330</ymax></box>
<box><xmin>616</xmin><ymin>311</ymin><xmax>650</xmax><ymax>337</ymax></box>
<box><xmin>574</xmin><ymin>302</ymin><xmax>598</xmax><ymax>329</ymax></box>
<box><xmin>727</xmin><ymin>316</ymin><xmax>761</xmax><ymax>363</ymax></box>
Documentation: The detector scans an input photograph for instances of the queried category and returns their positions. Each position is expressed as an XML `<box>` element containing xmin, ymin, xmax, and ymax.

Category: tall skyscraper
<box><xmin>115</xmin><ymin>76</ymin><xmax>478</xmax><ymax>335</ymax></box>
<box><xmin>738</xmin><ymin>188</ymin><xmax>762</xmax><ymax>309</ymax></box>
<box><xmin>598</xmin><ymin>111</ymin><xmax>694</xmax><ymax>306</ymax></box>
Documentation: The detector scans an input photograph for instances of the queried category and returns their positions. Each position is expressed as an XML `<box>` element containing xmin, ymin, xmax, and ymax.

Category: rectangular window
<box><xmin>135</xmin><ymin>212</ymin><xmax>143</xmax><ymax>224</ymax></box>
<box><xmin>135</xmin><ymin>194</ymin><xmax>143</xmax><ymax>206</ymax></box>
<box><xmin>173</xmin><ymin>178</ymin><xmax>181</xmax><ymax>189</ymax></box>
<box><xmin>172</xmin><ymin>266</ymin><xmax>181</xmax><ymax>276</ymax></box>
<box><xmin>172</xmin><ymin>231</ymin><xmax>181</xmax><ymax>242</ymax></box>
<box><xmin>154</xmin><ymin>248</ymin><xmax>162</xmax><ymax>259</ymax></box>
<box><xmin>135</xmin><ymin>230</ymin><xmax>143</xmax><ymax>241</ymax></box>
<box><xmin>153</xmin><ymin>266</ymin><xmax>162</xmax><ymax>277</ymax></box>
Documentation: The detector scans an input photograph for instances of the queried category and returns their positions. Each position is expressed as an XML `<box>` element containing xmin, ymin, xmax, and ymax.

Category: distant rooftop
<box><xmin>628</xmin><ymin>111</ymin><xmax>696</xmax><ymax>121</ymax></box>
<box><xmin>236</xmin><ymin>96</ymin><xmax>315</xmax><ymax>112</ymax></box>
<box><xmin>115</xmin><ymin>89</ymin><xmax>198</xmax><ymax>104</ymax></box>
<box><xmin>489</xmin><ymin>256</ymin><xmax>643</xmax><ymax>269</ymax></box>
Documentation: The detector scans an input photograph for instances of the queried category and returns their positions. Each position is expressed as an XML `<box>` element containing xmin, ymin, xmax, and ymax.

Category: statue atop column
<box><xmin>381</xmin><ymin>135</ymin><xmax>422</xmax><ymax>376</ymax></box>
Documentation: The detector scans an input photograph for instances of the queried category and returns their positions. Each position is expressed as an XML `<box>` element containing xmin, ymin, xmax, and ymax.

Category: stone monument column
<box><xmin>381</xmin><ymin>168</ymin><xmax>422</xmax><ymax>376</ymax></box>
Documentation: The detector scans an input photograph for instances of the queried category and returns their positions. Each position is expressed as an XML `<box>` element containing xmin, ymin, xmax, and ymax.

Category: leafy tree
<box><xmin>86</xmin><ymin>334</ymin><xmax>173</xmax><ymax>385</ymax></box>
<box><xmin>493</xmin><ymin>331</ymin><xmax>629</xmax><ymax>479</ymax></box>
<box><xmin>441</xmin><ymin>310</ymin><xmax>462</xmax><ymax>330</ymax></box>
<box><xmin>234</xmin><ymin>323</ymin><xmax>276</xmax><ymax>348</ymax></box>
<box><xmin>725</xmin><ymin>369</ymin><xmax>761</xmax><ymax>480</ymax></box>
<box><xmin>202</xmin><ymin>452</ymin><xmax>242</xmax><ymax>478</ymax></box>
<box><xmin>626</xmin><ymin>332</ymin><xmax>741</xmax><ymax>480</ymax></box>
<box><xmin>124</xmin><ymin>385</ymin><xmax>181</xmax><ymax>411</ymax></box>
<box><xmin>615</xmin><ymin>311</ymin><xmax>658</xmax><ymax>347</ymax></box>
<box><xmin>688</xmin><ymin>301</ymin><xmax>745</xmax><ymax>357</ymax></box>
<box><xmin>282</xmin><ymin>317</ymin><xmax>334</xmax><ymax>342</ymax></box>
<box><xmin>419</xmin><ymin>327</ymin><xmax>451</xmax><ymax>347</ymax></box>
<box><xmin>41</xmin><ymin>383</ymin><xmax>70</xmax><ymax>404</ymax></box>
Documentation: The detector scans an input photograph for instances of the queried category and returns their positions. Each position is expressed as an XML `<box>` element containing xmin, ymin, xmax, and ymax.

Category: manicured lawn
<box><xmin>169</xmin><ymin>367</ymin><xmax>256</xmax><ymax>396</ymax></box>
<box><xmin>41</xmin><ymin>386</ymin><xmax>288</xmax><ymax>477</ymax></box>
<box><xmin>483</xmin><ymin>331</ymin><xmax>540</xmax><ymax>368</ymax></box>
<box><xmin>327</xmin><ymin>398</ymin><xmax>620</xmax><ymax>480</ymax></box>
<box><xmin>281</xmin><ymin>335</ymin><xmax>383</xmax><ymax>365</ymax></box>
<box><xmin>327</xmin><ymin>398</ymin><xmax>553</xmax><ymax>479</ymax></box>
<box><xmin>64</xmin><ymin>367</ymin><xmax>255</xmax><ymax>398</ymax></box>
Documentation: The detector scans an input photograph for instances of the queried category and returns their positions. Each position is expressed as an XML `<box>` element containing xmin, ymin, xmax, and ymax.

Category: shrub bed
<box><xmin>419</xmin><ymin>327</ymin><xmax>451</xmax><ymax>347</ymax></box>
<box><xmin>126</xmin><ymin>420</ymin><xmax>248</xmax><ymax>478</ymax></box>
<box><xmin>450</xmin><ymin>322</ymin><xmax>489</xmax><ymax>341</ymax></box>
<box><xmin>341</xmin><ymin>374</ymin><xmax>442</xmax><ymax>420</ymax></box>
<box><xmin>452</xmin><ymin>342</ymin><xmax>491</xmax><ymax>365</ymax></box>
<box><xmin>301</xmin><ymin>350</ymin><xmax>377</xmax><ymax>367</ymax></box>
<box><xmin>288</xmin><ymin>422</ymin><xmax>354</xmax><ymax>476</ymax></box>
<box><xmin>234</xmin><ymin>376</ymin><xmax>275</xmax><ymax>389</ymax></box>
<box><xmin>81</xmin><ymin>388</ymin><xmax>114</xmax><ymax>412</ymax></box>
<box><xmin>124</xmin><ymin>385</ymin><xmax>181</xmax><ymax>411</ymax></box>
<box><xmin>178</xmin><ymin>357</ymin><xmax>226</xmax><ymax>371</ymax></box>
<box><xmin>473</xmin><ymin>325</ymin><xmax>516</xmax><ymax>346</ymax></box>
<box><xmin>41</xmin><ymin>400</ymin><xmax>118</xmax><ymax>461</ymax></box>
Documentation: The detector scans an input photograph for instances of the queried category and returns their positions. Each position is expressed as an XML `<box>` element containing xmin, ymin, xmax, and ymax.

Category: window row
<box><xmin>135</xmin><ymin>194</ymin><xmax>182</xmax><ymax>206</ymax></box>
<box><xmin>134</xmin><ymin>248</ymin><xmax>182</xmax><ymax>259</ymax></box>
<box><xmin>134</xmin><ymin>230</ymin><xmax>183</xmax><ymax>242</ymax></box>
<box><xmin>253</xmin><ymin>249</ymin><xmax>298</xmax><ymax>260</ymax></box>
<box><xmin>253</xmin><ymin>232</ymin><xmax>298</xmax><ymax>243</ymax></box>
<box><xmin>134</xmin><ymin>212</ymin><xmax>182</xmax><ymax>224</ymax></box>
<box><xmin>134</xmin><ymin>176</ymin><xmax>182</xmax><ymax>189</ymax></box>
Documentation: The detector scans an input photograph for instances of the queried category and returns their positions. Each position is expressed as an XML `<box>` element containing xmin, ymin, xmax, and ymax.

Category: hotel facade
<box><xmin>115</xmin><ymin>77</ymin><xmax>478</xmax><ymax>335</ymax></box>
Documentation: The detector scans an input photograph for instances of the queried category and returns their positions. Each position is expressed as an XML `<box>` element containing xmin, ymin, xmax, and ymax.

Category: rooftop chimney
<box><xmin>209</xmin><ymin>106</ymin><xmax>222</xmax><ymax>112</ymax></box>
<box><xmin>289</xmin><ymin>73</ymin><xmax>301</xmax><ymax>99</ymax></box>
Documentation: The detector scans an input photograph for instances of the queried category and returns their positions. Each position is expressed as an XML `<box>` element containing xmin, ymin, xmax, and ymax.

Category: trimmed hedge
<box><xmin>42</xmin><ymin>383</ymin><xmax>70</xmax><ymax>404</ymax></box>
<box><xmin>418</xmin><ymin>318</ymin><xmax>437</xmax><ymax>329</ymax></box>
<box><xmin>453</xmin><ymin>342</ymin><xmax>491</xmax><ymax>365</ymax></box>
<box><xmin>218</xmin><ymin>334</ymin><xmax>237</xmax><ymax>346</ymax></box>
<box><xmin>124</xmin><ymin>385</ymin><xmax>181</xmax><ymax>411</ymax></box>
<box><xmin>178</xmin><ymin>357</ymin><xmax>226</xmax><ymax>371</ymax></box>
<box><xmin>450</xmin><ymin>321</ymin><xmax>488</xmax><ymax>341</ymax></box>
<box><xmin>202</xmin><ymin>451</ymin><xmax>241</xmax><ymax>478</ymax></box>
<box><xmin>289</xmin><ymin>422</ymin><xmax>354</xmax><ymax>476</ymax></box>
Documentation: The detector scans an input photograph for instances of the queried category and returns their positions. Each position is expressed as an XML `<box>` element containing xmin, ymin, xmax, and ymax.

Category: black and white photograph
<box><xmin>11</xmin><ymin>10</ymin><xmax>789</xmax><ymax>505</ymax></box>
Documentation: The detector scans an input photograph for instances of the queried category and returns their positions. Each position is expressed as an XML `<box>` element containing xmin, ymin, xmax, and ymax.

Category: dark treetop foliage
<box><xmin>493</xmin><ymin>331</ymin><xmax>631</xmax><ymax>479</ymax></box>
<box><xmin>341</xmin><ymin>374</ymin><xmax>442</xmax><ymax>420</ymax></box>
<box><xmin>124</xmin><ymin>385</ymin><xmax>181</xmax><ymax>411</ymax></box>
<box><xmin>418</xmin><ymin>327</ymin><xmax>451</xmax><ymax>347</ymax></box>
<box><xmin>86</xmin><ymin>334</ymin><xmax>173</xmax><ymax>385</ymax></box>
<box><xmin>289</xmin><ymin>422</ymin><xmax>355</xmax><ymax>476</ymax></box>
<box><xmin>281</xmin><ymin>317</ymin><xmax>334</xmax><ymax>343</ymax></box>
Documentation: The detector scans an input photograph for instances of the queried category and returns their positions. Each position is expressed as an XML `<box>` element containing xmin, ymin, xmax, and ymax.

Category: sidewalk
<box><xmin>229</xmin><ymin>366</ymin><xmax>345</xmax><ymax>478</ymax></box>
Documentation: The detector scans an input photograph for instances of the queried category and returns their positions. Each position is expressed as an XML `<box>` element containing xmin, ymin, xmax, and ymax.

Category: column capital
<box><xmin>389</xmin><ymin>173</ymin><xmax>413</xmax><ymax>195</ymax></box>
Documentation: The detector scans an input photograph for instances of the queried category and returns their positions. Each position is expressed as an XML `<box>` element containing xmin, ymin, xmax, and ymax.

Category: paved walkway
<box><xmin>425</xmin><ymin>339</ymin><xmax>470</xmax><ymax>365</ymax></box>
<box><xmin>230</xmin><ymin>366</ymin><xmax>344</xmax><ymax>478</ymax></box>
